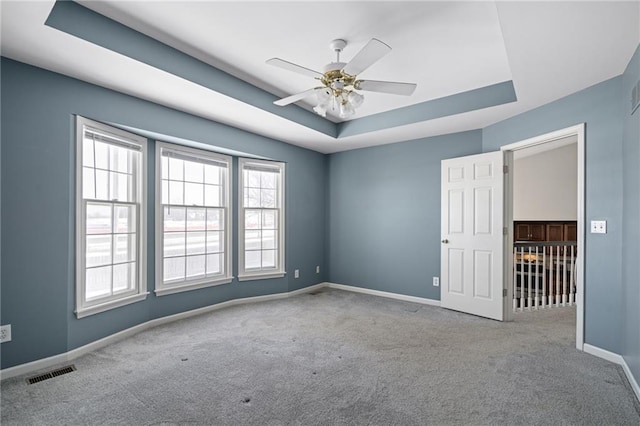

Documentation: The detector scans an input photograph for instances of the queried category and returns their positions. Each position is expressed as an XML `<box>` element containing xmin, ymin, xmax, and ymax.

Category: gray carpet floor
<box><xmin>1</xmin><ymin>288</ymin><xmax>639</xmax><ymax>425</ymax></box>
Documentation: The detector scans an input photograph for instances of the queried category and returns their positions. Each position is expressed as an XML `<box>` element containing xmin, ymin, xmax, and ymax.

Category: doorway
<box><xmin>501</xmin><ymin>124</ymin><xmax>585</xmax><ymax>350</ymax></box>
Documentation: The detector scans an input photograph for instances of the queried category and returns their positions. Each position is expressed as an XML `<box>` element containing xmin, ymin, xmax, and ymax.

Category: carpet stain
<box><xmin>242</xmin><ymin>397</ymin><xmax>251</xmax><ymax>404</ymax></box>
<box><xmin>181</xmin><ymin>358</ymin><xmax>188</xmax><ymax>361</ymax></box>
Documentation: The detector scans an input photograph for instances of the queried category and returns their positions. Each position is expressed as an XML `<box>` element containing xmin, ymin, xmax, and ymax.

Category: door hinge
<box><xmin>503</xmin><ymin>165</ymin><xmax>508</xmax><ymax>174</ymax></box>
<box><xmin>503</xmin><ymin>288</ymin><xmax>508</xmax><ymax>297</ymax></box>
<box><xmin>503</xmin><ymin>227</ymin><xmax>508</xmax><ymax>235</ymax></box>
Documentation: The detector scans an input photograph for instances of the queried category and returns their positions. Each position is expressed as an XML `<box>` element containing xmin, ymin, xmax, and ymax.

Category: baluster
<box><xmin>513</xmin><ymin>246</ymin><xmax>518</xmax><ymax>312</ymax></box>
<box><xmin>540</xmin><ymin>246</ymin><xmax>547</xmax><ymax>309</ymax></box>
<box><xmin>548</xmin><ymin>248</ymin><xmax>554</xmax><ymax>307</ymax></box>
<box><xmin>562</xmin><ymin>245</ymin><xmax>568</xmax><ymax>306</ymax></box>
<box><xmin>534</xmin><ymin>246</ymin><xmax>540</xmax><ymax>309</ymax></box>
<box><xmin>527</xmin><ymin>246</ymin><xmax>533</xmax><ymax>310</ymax></box>
<box><xmin>555</xmin><ymin>246</ymin><xmax>561</xmax><ymax>306</ymax></box>
<box><xmin>569</xmin><ymin>245</ymin><xmax>575</xmax><ymax>305</ymax></box>
<box><xmin>519</xmin><ymin>247</ymin><xmax>525</xmax><ymax>311</ymax></box>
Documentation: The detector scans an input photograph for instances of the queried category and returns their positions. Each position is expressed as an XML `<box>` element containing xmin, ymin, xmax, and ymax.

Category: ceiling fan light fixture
<box><xmin>339</xmin><ymin>100</ymin><xmax>356</xmax><ymax>119</ymax></box>
<box><xmin>347</xmin><ymin>91</ymin><xmax>364</xmax><ymax>108</ymax></box>
<box><xmin>313</xmin><ymin>103</ymin><xmax>328</xmax><ymax>118</ymax></box>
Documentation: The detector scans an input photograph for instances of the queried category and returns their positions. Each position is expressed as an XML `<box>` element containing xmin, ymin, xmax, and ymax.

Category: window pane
<box><xmin>161</xmin><ymin>156</ymin><xmax>168</xmax><ymax>179</ymax></box>
<box><xmin>262</xmin><ymin>250</ymin><xmax>276</xmax><ymax>268</ymax></box>
<box><xmin>162</xmin><ymin>180</ymin><xmax>169</xmax><ymax>204</ymax></box>
<box><xmin>245</xmin><ymin>210</ymin><xmax>261</xmax><ymax>229</ymax></box>
<box><xmin>245</xmin><ymin>230</ymin><xmax>261</xmax><ymax>250</ymax></box>
<box><xmin>95</xmin><ymin>169</ymin><xmax>109</xmax><ymax>200</ymax></box>
<box><xmin>110</xmin><ymin>172</ymin><xmax>132</xmax><ymax>202</ymax></box>
<box><xmin>168</xmin><ymin>157</ymin><xmax>183</xmax><ymax>181</ymax></box>
<box><xmin>261</xmin><ymin>189</ymin><xmax>276</xmax><ymax>208</ymax></box>
<box><xmin>246</xmin><ymin>188</ymin><xmax>260</xmax><ymax>207</ymax></box>
<box><xmin>245</xmin><ymin>250</ymin><xmax>261</xmax><ymax>270</ymax></box>
<box><xmin>113</xmin><ymin>262</ymin><xmax>135</xmax><ymax>293</ymax></box>
<box><xmin>83</xmin><ymin>138</ymin><xmax>94</xmax><ymax>167</ymax></box>
<box><xmin>206</xmin><ymin>209</ymin><xmax>222</xmax><ymax>230</ymax></box>
<box><xmin>110</xmin><ymin>145</ymin><xmax>131</xmax><ymax>173</ymax></box>
<box><xmin>185</xmin><ymin>182</ymin><xmax>204</xmax><ymax>206</ymax></box>
<box><xmin>164</xmin><ymin>257</ymin><xmax>185</xmax><ymax>282</ymax></box>
<box><xmin>247</xmin><ymin>170</ymin><xmax>260</xmax><ymax>187</ymax></box>
<box><xmin>206</xmin><ymin>253</ymin><xmax>222</xmax><ymax>275</ymax></box>
<box><xmin>186</xmin><ymin>208</ymin><xmax>206</xmax><ymax>231</ymax></box>
<box><xmin>94</xmin><ymin>141</ymin><xmax>109</xmax><ymax>170</ymax></box>
<box><xmin>184</xmin><ymin>161</ymin><xmax>203</xmax><ymax>183</ymax></box>
<box><xmin>169</xmin><ymin>180</ymin><xmax>184</xmax><ymax>205</ymax></box>
<box><xmin>83</xmin><ymin>167</ymin><xmax>95</xmax><ymax>199</ymax></box>
<box><xmin>204</xmin><ymin>184</ymin><xmax>221</xmax><ymax>207</ymax></box>
<box><xmin>86</xmin><ymin>204</ymin><xmax>112</xmax><ymax>234</ymax></box>
<box><xmin>86</xmin><ymin>235</ymin><xmax>112</xmax><ymax>268</ymax></box>
<box><xmin>204</xmin><ymin>165</ymin><xmax>220</xmax><ymax>184</ymax></box>
<box><xmin>206</xmin><ymin>231</ymin><xmax>222</xmax><ymax>253</ymax></box>
<box><xmin>114</xmin><ymin>205</ymin><xmax>136</xmax><ymax>233</ymax></box>
<box><xmin>262</xmin><ymin>230</ymin><xmax>276</xmax><ymax>250</ymax></box>
<box><xmin>114</xmin><ymin>234</ymin><xmax>136</xmax><ymax>263</ymax></box>
<box><xmin>186</xmin><ymin>255</ymin><xmax>205</xmax><ymax>278</ymax></box>
<box><xmin>262</xmin><ymin>210</ymin><xmax>276</xmax><ymax>229</ymax></box>
<box><xmin>164</xmin><ymin>232</ymin><xmax>186</xmax><ymax>257</ymax></box>
<box><xmin>186</xmin><ymin>232</ymin><xmax>206</xmax><ymax>255</ymax></box>
<box><xmin>86</xmin><ymin>265</ymin><xmax>111</xmax><ymax>300</ymax></box>
<box><xmin>164</xmin><ymin>206</ymin><xmax>186</xmax><ymax>232</ymax></box>
<box><xmin>261</xmin><ymin>171</ymin><xmax>276</xmax><ymax>189</ymax></box>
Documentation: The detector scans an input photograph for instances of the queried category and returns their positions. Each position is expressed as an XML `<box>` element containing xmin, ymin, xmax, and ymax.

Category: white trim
<box><xmin>0</xmin><ymin>282</ymin><xmax>327</xmax><ymax>381</ymax></box>
<box><xmin>501</xmin><ymin>123</ymin><xmax>585</xmax><ymax>350</ymax></box>
<box><xmin>326</xmin><ymin>282</ymin><xmax>441</xmax><ymax>307</ymax></box>
<box><xmin>621</xmin><ymin>357</ymin><xmax>640</xmax><ymax>403</ymax></box>
<box><xmin>154</xmin><ymin>141</ymin><xmax>233</xmax><ymax>295</ymax></box>
<box><xmin>238</xmin><ymin>158</ymin><xmax>286</xmax><ymax>278</ymax></box>
<box><xmin>583</xmin><ymin>344</ymin><xmax>640</xmax><ymax>403</ymax></box>
<box><xmin>583</xmin><ymin>343</ymin><xmax>625</xmax><ymax>364</ymax></box>
<box><xmin>75</xmin><ymin>116</ymin><xmax>148</xmax><ymax>318</ymax></box>
<box><xmin>237</xmin><ymin>272</ymin><xmax>286</xmax><ymax>282</ymax></box>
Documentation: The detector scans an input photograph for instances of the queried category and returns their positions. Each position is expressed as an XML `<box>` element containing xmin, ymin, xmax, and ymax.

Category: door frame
<box><xmin>500</xmin><ymin>123</ymin><xmax>585</xmax><ymax>351</ymax></box>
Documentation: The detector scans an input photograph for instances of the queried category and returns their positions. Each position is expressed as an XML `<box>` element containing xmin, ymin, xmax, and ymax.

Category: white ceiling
<box><xmin>1</xmin><ymin>1</ymin><xmax>639</xmax><ymax>154</ymax></box>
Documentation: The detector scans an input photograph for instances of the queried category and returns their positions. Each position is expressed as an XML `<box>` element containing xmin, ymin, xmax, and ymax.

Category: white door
<box><xmin>441</xmin><ymin>151</ymin><xmax>505</xmax><ymax>321</ymax></box>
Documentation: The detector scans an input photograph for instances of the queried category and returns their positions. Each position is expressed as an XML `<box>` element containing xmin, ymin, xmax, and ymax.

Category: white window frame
<box><xmin>75</xmin><ymin>116</ymin><xmax>148</xmax><ymax>318</ymax></box>
<box><xmin>238</xmin><ymin>158</ymin><xmax>286</xmax><ymax>281</ymax></box>
<box><xmin>155</xmin><ymin>142</ymin><xmax>232</xmax><ymax>295</ymax></box>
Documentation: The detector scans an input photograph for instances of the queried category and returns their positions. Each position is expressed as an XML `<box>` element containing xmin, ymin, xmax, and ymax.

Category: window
<box><xmin>155</xmin><ymin>143</ymin><xmax>232</xmax><ymax>295</ymax></box>
<box><xmin>238</xmin><ymin>158</ymin><xmax>285</xmax><ymax>280</ymax></box>
<box><xmin>75</xmin><ymin>117</ymin><xmax>147</xmax><ymax>318</ymax></box>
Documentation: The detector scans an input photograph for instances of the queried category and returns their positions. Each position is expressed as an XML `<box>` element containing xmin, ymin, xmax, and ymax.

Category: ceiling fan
<box><xmin>266</xmin><ymin>38</ymin><xmax>417</xmax><ymax>119</ymax></box>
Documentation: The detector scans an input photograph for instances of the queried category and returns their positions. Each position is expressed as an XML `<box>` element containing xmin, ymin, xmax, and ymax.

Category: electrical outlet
<box><xmin>433</xmin><ymin>277</ymin><xmax>440</xmax><ymax>287</ymax></box>
<box><xmin>591</xmin><ymin>220</ymin><xmax>607</xmax><ymax>234</ymax></box>
<box><xmin>316</xmin><ymin>266</ymin><xmax>320</xmax><ymax>274</ymax></box>
<box><xmin>294</xmin><ymin>269</ymin><xmax>299</xmax><ymax>279</ymax></box>
<box><xmin>0</xmin><ymin>325</ymin><xmax>12</xmax><ymax>343</ymax></box>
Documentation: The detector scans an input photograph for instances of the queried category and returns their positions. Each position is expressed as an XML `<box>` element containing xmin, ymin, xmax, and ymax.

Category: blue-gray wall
<box><xmin>326</xmin><ymin>131</ymin><xmax>483</xmax><ymax>299</ymax></box>
<box><xmin>482</xmin><ymin>77</ymin><xmax>625</xmax><ymax>353</ymax></box>
<box><xmin>621</xmin><ymin>44</ymin><xmax>640</xmax><ymax>386</ymax></box>
<box><xmin>0</xmin><ymin>58</ymin><xmax>326</xmax><ymax>369</ymax></box>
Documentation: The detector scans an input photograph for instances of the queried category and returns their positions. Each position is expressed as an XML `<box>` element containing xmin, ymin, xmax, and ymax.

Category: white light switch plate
<box><xmin>591</xmin><ymin>220</ymin><xmax>607</xmax><ymax>234</ymax></box>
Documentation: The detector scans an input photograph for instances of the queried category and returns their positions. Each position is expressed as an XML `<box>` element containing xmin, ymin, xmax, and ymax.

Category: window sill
<box><xmin>76</xmin><ymin>292</ymin><xmax>149</xmax><ymax>319</ymax></box>
<box><xmin>237</xmin><ymin>271</ymin><xmax>286</xmax><ymax>282</ymax></box>
<box><xmin>155</xmin><ymin>277</ymin><xmax>233</xmax><ymax>296</ymax></box>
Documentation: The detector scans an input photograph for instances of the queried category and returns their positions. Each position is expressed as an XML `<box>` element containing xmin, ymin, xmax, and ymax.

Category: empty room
<box><xmin>1</xmin><ymin>1</ymin><xmax>639</xmax><ymax>424</ymax></box>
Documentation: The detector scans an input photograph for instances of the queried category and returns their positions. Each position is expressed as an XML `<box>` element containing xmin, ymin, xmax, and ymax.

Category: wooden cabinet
<box><xmin>515</xmin><ymin>223</ymin><xmax>546</xmax><ymax>241</ymax></box>
<box><xmin>514</xmin><ymin>221</ymin><xmax>577</xmax><ymax>242</ymax></box>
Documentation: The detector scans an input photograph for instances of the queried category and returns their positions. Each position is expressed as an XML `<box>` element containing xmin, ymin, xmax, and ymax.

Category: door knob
<box><xmin>441</xmin><ymin>239</ymin><xmax>449</xmax><ymax>244</ymax></box>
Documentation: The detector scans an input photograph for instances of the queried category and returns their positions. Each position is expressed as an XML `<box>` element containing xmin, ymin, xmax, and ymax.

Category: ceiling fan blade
<box><xmin>266</xmin><ymin>58</ymin><xmax>323</xmax><ymax>79</ymax></box>
<box><xmin>274</xmin><ymin>87</ymin><xmax>321</xmax><ymax>106</ymax></box>
<box><xmin>342</xmin><ymin>38</ymin><xmax>391</xmax><ymax>76</ymax></box>
<box><xmin>356</xmin><ymin>80</ymin><xmax>417</xmax><ymax>96</ymax></box>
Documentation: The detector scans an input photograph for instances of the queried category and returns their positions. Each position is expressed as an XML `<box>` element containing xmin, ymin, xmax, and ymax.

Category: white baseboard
<box><xmin>584</xmin><ymin>343</ymin><xmax>640</xmax><ymax>403</ymax></box>
<box><xmin>326</xmin><ymin>282</ymin><xmax>441</xmax><ymax>307</ymax></box>
<box><xmin>0</xmin><ymin>283</ymin><xmax>326</xmax><ymax>381</ymax></box>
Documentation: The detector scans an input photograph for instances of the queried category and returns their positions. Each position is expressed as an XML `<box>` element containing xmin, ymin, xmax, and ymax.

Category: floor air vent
<box><xmin>26</xmin><ymin>365</ymin><xmax>76</xmax><ymax>385</ymax></box>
